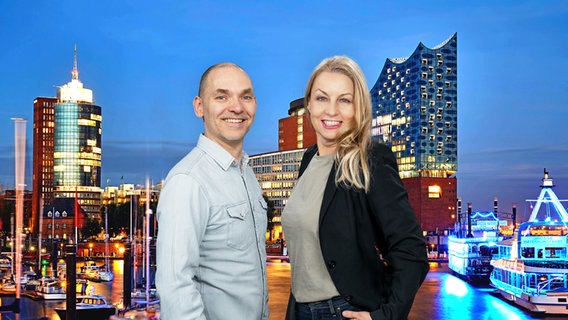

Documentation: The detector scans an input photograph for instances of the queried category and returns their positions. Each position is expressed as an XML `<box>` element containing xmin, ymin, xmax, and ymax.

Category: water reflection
<box><xmin>411</xmin><ymin>264</ymin><xmax>563</xmax><ymax>320</ymax></box>
<box><xmin>1</xmin><ymin>262</ymin><xmax>567</xmax><ymax>319</ymax></box>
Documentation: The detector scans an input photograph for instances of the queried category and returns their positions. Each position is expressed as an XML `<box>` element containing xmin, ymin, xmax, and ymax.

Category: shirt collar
<box><xmin>196</xmin><ymin>134</ymin><xmax>249</xmax><ymax>171</ymax></box>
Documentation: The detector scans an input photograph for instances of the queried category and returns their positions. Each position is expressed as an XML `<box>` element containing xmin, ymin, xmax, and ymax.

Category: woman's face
<box><xmin>307</xmin><ymin>71</ymin><xmax>355</xmax><ymax>155</ymax></box>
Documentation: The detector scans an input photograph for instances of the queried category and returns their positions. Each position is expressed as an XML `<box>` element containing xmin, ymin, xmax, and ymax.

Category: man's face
<box><xmin>194</xmin><ymin>66</ymin><xmax>257</xmax><ymax>154</ymax></box>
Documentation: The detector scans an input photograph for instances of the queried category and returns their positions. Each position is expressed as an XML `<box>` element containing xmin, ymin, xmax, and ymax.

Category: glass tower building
<box><xmin>53</xmin><ymin>46</ymin><xmax>103</xmax><ymax>220</ymax></box>
<box><xmin>370</xmin><ymin>33</ymin><xmax>457</xmax><ymax>179</ymax></box>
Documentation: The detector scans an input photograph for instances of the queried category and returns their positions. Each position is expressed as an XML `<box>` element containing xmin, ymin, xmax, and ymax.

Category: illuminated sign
<box><xmin>528</xmin><ymin>226</ymin><xmax>567</xmax><ymax>236</ymax></box>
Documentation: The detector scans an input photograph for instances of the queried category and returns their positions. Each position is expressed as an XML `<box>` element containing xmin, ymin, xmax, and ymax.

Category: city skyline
<box><xmin>1</xmin><ymin>1</ymin><xmax>567</xmax><ymax>214</ymax></box>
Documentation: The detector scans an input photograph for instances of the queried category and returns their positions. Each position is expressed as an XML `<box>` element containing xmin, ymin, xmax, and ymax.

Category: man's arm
<box><xmin>156</xmin><ymin>173</ymin><xmax>209</xmax><ymax>319</ymax></box>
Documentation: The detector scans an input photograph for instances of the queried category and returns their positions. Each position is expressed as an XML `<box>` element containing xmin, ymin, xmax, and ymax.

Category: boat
<box><xmin>79</xmin><ymin>259</ymin><xmax>100</xmax><ymax>278</ymax></box>
<box><xmin>54</xmin><ymin>285</ymin><xmax>116</xmax><ymax>320</ymax></box>
<box><xmin>447</xmin><ymin>210</ymin><xmax>510</xmax><ymax>282</ymax></box>
<box><xmin>0</xmin><ymin>255</ymin><xmax>11</xmax><ymax>269</ymax></box>
<box><xmin>490</xmin><ymin>170</ymin><xmax>568</xmax><ymax>314</ymax></box>
<box><xmin>83</xmin><ymin>207</ymin><xmax>115</xmax><ymax>283</ymax></box>
<box><xmin>79</xmin><ymin>259</ymin><xmax>114</xmax><ymax>282</ymax></box>
<box><xmin>35</xmin><ymin>277</ymin><xmax>66</xmax><ymax>300</ymax></box>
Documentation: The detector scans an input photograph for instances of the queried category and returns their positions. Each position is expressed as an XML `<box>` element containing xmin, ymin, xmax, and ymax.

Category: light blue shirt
<box><xmin>156</xmin><ymin>134</ymin><xmax>268</xmax><ymax>319</ymax></box>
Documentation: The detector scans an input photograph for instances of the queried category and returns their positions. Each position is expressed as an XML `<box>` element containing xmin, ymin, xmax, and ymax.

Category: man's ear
<box><xmin>193</xmin><ymin>96</ymin><xmax>203</xmax><ymax>118</ymax></box>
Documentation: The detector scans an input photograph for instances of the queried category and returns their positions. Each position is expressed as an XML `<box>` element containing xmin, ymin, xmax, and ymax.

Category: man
<box><xmin>156</xmin><ymin>63</ymin><xmax>269</xmax><ymax>319</ymax></box>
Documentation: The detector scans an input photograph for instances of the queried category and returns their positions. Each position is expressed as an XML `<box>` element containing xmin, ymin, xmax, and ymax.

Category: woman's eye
<box><xmin>339</xmin><ymin>98</ymin><xmax>352</xmax><ymax>104</ymax></box>
<box><xmin>316</xmin><ymin>96</ymin><xmax>327</xmax><ymax>102</ymax></box>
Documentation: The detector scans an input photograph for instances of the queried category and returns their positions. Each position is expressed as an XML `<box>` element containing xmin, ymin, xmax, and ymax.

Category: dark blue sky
<box><xmin>1</xmin><ymin>1</ymin><xmax>567</xmax><ymax>213</ymax></box>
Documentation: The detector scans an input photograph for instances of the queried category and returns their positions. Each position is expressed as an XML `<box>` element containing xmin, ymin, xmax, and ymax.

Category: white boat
<box><xmin>79</xmin><ymin>259</ymin><xmax>114</xmax><ymax>282</ymax></box>
<box><xmin>54</xmin><ymin>286</ymin><xmax>117</xmax><ymax>320</ymax></box>
<box><xmin>448</xmin><ymin>211</ymin><xmax>510</xmax><ymax>282</ymax></box>
<box><xmin>79</xmin><ymin>259</ymin><xmax>100</xmax><ymax>278</ymax></box>
<box><xmin>35</xmin><ymin>277</ymin><xmax>66</xmax><ymax>300</ymax></box>
<box><xmin>490</xmin><ymin>170</ymin><xmax>568</xmax><ymax>315</ymax></box>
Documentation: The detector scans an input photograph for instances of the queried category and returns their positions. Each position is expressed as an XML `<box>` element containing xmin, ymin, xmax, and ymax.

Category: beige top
<box><xmin>282</xmin><ymin>153</ymin><xmax>340</xmax><ymax>302</ymax></box>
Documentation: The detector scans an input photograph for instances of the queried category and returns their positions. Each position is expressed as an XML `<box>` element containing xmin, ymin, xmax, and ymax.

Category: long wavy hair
<box><xmin>305</xmin><ymin>56</ymin><xmax>372</xmax><ymax>192</ymax></box>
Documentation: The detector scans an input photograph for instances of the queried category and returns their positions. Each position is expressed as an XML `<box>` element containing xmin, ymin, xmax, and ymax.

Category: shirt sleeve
<box><xmin>367</xmin><ymin>145</ymin><xmax>430</xmax><ymax>319</ymax></box>
<box><xmin>156</xmin><ymin>173</ymin><xmax>209</xmax><ymax>320</ymax></box>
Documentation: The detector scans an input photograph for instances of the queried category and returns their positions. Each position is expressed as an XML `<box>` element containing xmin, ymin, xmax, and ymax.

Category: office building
<box><xmin>53</xmin><ymin>45</ymin><xmax>102</xmax><ymax>221</ymax></box>
<box><xmin>32</xmin><ymin>97</ymin><xmax>57</xmax><ymax>235</ymax></box>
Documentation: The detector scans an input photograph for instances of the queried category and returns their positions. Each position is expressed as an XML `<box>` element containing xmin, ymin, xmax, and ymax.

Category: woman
<box><xmin>282</xmin><ymin>56</ymin><xmax>429</xmax><ymax>320</ymax></box>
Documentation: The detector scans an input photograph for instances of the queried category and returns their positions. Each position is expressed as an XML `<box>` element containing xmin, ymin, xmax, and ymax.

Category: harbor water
<box><xmin>0</xmin><ymin>261</ymin><xmax>566</xmax><ymax>319</ymax></box>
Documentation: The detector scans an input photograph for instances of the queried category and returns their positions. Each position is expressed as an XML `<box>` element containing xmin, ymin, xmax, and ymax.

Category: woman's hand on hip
<box><xmin>342</xmin><ymin>310</ymin><xmax>371</xmax><ymax>319</ymax></box>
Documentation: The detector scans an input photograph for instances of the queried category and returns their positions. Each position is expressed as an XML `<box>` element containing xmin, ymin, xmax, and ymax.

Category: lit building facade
<box><xmin>102</xmin><ymin>183</ymin><xmax>161</xmax><ymax>207</ymax></box>
<box><xmin>32</xmin><ymin>97</ymin><xmax>57</xmax><ymax>234</ymax></box>
<box><xmin>250</xmin><ymin>149</ymin><xmax>305</xmax><ymax>240</ymax></box>
<box><xmin>370</xmin><ymin>33</ymin><xmax>458</xmax><ymax>231</ymax></box>
<box><xmin>52</xmin><ymin>46</ymin><xmax>103</xmax><ymax>221</ymax></box>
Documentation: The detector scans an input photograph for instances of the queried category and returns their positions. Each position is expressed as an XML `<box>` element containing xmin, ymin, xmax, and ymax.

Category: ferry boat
<box><xmin>490</xmin><ymin>170</ymin><xmax>568</xmax><ymax>314</ymax></box>
<box><xmin>448</xmin><ymin>210</ymin><xmax>510</xmax><ymax>282</ymax></box>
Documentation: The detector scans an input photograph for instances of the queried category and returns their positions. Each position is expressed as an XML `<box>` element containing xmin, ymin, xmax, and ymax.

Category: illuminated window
<box><xmin>428</xmin><ymin>186</ymin><xmax>441</xmax><ymax>198</ymax></box>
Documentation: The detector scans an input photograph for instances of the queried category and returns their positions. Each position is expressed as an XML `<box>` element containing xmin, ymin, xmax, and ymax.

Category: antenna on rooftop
<box><xmin>72</xmin><ymin>44</ymin><xmax>79</xmax><ymax>81</ymax></box>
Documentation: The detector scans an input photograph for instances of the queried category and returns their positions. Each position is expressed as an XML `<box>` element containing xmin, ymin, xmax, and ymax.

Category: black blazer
<box><xmin>286</xmin><ymin>143</ymin><xmax>429</xmax><ymax>320</ymax></box>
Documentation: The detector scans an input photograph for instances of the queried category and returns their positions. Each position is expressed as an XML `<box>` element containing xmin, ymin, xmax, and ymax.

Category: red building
<box><xmin>278</xmin><ymin>98</ymin><xmax>316</xmax><ymax>151</ymax></box>
<box><xmin>32</xmin><ymin>97</ymin><xmax>57</xmax><ymax>235</ymax></box>
<box><xmin>402</xmin><ymin>176</ymin><xmax>457</xmax><ymax>232</ymax></box>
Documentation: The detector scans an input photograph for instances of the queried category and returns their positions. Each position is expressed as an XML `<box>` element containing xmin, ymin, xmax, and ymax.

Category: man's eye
<box><xmin>215</xmin><ymin>95</ymin><xmax>227</xmax><ymax>101</ymax></box>
<box><xmin>243</xmin><ymin>95</ymin><xmax>254</xmax><ymax>101</ymax></box>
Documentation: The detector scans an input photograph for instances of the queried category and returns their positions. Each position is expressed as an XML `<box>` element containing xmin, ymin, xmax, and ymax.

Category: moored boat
<box><xmin>54</xmin><ymin>286</ymin><xmax>116</xmax><ymax>320</ymax></box>
<box><xmin>448</xmin><ymin>210</ymin><xmax>510</xmax><ymax>282</ymax></box>
<box><xmin>490</xmin><ymin>170</ymin><xmax>568</xmax><ymax>314</ymax></box>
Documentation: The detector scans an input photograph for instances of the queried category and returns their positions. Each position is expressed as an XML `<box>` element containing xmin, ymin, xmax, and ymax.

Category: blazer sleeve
<box><xmin>366</xmin><ymin>144</ymin><xmax>429</xmax><ymax>320</ymax></box>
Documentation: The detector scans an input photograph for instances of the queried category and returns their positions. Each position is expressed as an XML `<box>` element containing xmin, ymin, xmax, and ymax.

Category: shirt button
<box><xmin>345</xmin><ymin>295</ymin><xmax>352</xmax><ymax>302</ymax></box>
<box><xmin>328</xmin><ymin>261</ymin><xmax>336</xmax><ymax>269</ymax></box>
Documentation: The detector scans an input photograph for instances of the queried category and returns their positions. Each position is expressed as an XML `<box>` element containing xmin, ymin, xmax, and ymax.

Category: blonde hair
<box><xmin>305</xmin><ymin>56</ymin><xmax>372</xmax><ymax>192</ymax></box>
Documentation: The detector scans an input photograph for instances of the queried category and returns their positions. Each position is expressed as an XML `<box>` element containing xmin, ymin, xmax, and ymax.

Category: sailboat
<box><xmin>83</xmin><ymin>207</ymin><xmax>114</xmax><ymax>282</ymax></box>
<box><xmin>97</xmin><ymin>207</ymin><xmax>114</xmax><ymax>281</ymax></box>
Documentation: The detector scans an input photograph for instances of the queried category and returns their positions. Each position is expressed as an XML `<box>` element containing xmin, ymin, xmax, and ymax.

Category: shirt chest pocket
<box><xmin>226</xmin><ymin>202</ymin><xmax>254</xmax><ymax>250</ymax></box>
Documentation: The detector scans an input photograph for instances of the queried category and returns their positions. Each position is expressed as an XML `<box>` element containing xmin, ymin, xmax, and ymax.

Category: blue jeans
<box><xmin>296</xmin><ymin>296</ymin><xmax>364</xmax><ymax>320</ymax></box>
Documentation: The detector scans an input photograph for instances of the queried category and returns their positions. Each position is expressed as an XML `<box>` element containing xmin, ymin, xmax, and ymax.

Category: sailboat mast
<box><xmin>145</xmin><ymin>178</ymin><xmax>152</xmax><ymax>307</ymax></box>
<box><xmin>38</xmin><ymin>197</ymin><xmax>44</xmax><ymax>275</ymax></box>
<box><xmin>105</xmin><ymin>206</ymin><xmax>109</xmax><ymax>268</ymax></box>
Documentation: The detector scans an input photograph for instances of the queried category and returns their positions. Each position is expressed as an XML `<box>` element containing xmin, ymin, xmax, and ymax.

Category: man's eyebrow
<box><xmin>241</xmin><ymin>88</ymin><xmax>254</xmax><ymax>95</ymax></box>
<box><xmin>212</xmin><ymin>88</ymin><xmax>230</xmax><ymax>95</ymax></box>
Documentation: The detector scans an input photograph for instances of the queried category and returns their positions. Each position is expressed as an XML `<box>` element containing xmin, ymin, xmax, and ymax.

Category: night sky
<box><xmin>1</xmin><ymin>0</ymin><xmax>567</xmax><ymax>214</ymax></box>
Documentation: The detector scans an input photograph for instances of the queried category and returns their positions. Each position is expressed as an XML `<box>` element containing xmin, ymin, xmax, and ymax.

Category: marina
<box><xmin>0</xmin><ymin>262</ymin><xmax>566</xmax><ymax>319</ymax></box>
